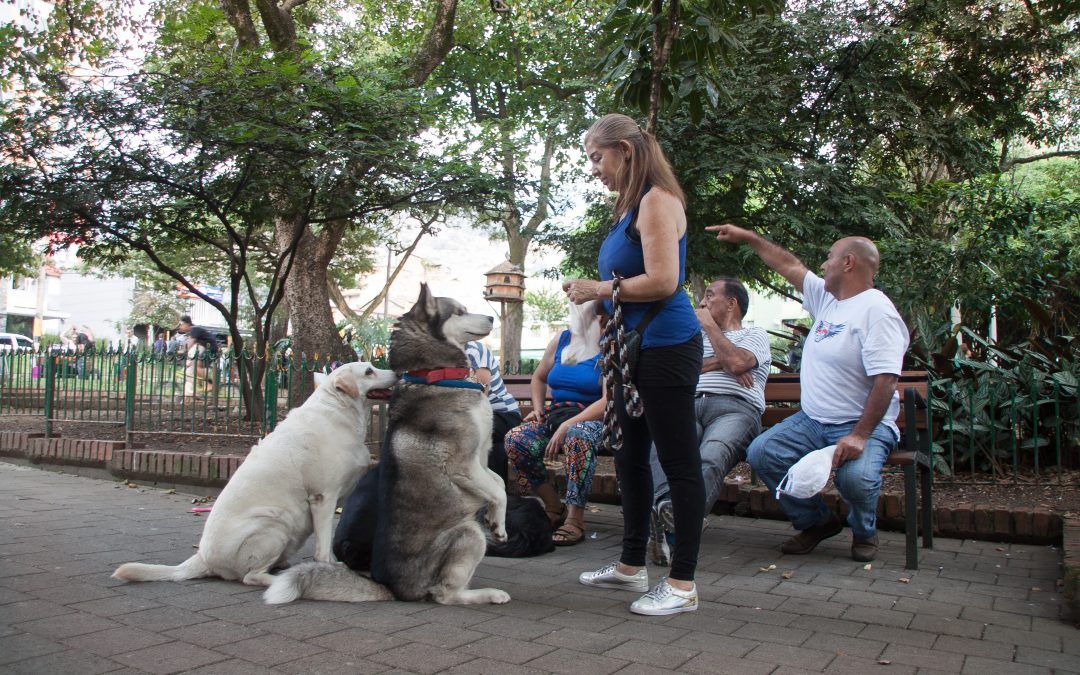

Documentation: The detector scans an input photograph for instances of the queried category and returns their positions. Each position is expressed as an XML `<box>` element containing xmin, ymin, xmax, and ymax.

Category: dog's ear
<box><xmin>417</xmin><ymin>283</ymin><xmax>437</xmax><ymax>318</ymax></box>
<box><xmin>333</xmin><ymin>367</ymin><xmax>360</xmax><ymax>399</ymax></box>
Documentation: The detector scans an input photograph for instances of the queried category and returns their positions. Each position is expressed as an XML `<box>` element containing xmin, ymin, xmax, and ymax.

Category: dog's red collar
<box><xmin>406</xmin><ymin>368</ymin><xmax>471</xmax><ymax>384</ymax></box>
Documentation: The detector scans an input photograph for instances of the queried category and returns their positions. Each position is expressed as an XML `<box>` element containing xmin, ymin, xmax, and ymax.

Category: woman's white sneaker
<box><xmin>579</xmin><ymin>563</ymin><xmax>648</xmax><ymax>592</ymax></box>
<box><xmin>629</xmin><ymin>578</ymin><xmax>698</xmax><ymax>616</ymax></box>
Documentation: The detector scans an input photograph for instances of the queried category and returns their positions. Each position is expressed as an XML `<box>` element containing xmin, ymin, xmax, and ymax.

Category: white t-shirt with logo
<box><xmin>800</xmin><ymin>271</ymin><xmax>909</xmax><ymax>437</ymax></box>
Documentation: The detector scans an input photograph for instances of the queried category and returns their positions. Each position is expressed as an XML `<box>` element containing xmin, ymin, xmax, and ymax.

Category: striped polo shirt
<box><xmin>465</xmin><ymin>341</ymin><xmax>519</xmax><ymax>413</ymax></box>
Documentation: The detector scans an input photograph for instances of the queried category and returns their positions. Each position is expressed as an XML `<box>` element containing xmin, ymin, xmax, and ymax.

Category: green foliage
<box><xmin>596</xmin><ymin>0</ymin><xmax>781</xmax><ymax>122</ymax></box>
<box><xmin>0</xmin><ymin>233</ymin><xmax>37</xmax><ymax>278</ymax></box>
<box><xmin>340</xmin><ymin>316</ymin><xmax>393</xmax><ymax>367</ymax></box>
<box><xmin>524</xmin><ymin>288</ymin><xmax>568</xmax><ymax>331</ymax></box>
<box><xmin>127</xmin><ymin>289</ymin><xmax>190</xmax><ymax>331</ymax></box>
<box><xmin>930</xmin><ymin>327</ymin><xmax>1078</xmax><ymax>476</ymax></box>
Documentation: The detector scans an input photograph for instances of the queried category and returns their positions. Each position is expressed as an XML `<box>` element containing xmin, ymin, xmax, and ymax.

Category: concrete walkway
<box><xmin>0</xmin><ymin>462</ymin><xmax>1076</xmax><ymax>674</ymax></box>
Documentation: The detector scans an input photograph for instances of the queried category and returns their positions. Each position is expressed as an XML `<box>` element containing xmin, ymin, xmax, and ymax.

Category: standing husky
<box><xmin>113</xmin><ymin>362</ymin><xmax>398</xmax><ymax>586</ymax></box>
<box><xmin>265</xmin><ymin>285</ymin><xmax>510</xmax><ymax>606</ymax></box>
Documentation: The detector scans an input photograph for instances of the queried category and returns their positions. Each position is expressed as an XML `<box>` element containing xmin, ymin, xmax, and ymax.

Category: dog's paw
<box><xmin>487</xmin><ymin>589</ymin><xmax>511</xmax><ymax>604</ymax></box>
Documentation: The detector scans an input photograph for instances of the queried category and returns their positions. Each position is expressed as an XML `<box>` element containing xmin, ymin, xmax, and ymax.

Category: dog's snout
<box><xmin>486</xmin><ymin>316</ymin><xmax>494</xmax><ymax>325</ymax></box>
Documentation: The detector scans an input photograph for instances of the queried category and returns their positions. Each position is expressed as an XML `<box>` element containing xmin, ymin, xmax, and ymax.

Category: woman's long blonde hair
<box><xmin>584</xmin><ymin>113</ymin><xmax>685</xmax><ymax>218</ymax></box>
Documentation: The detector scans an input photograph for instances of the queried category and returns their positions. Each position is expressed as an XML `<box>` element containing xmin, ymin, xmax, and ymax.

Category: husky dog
<box><xmin>112</xmin><ymin>362</ymin><xmax>398</xmax><ymax>586</ymax></box>
<box><xmin>265</xmin><ymin>285</ymin><xmax>510</xmax><ymax>605</ymax></box>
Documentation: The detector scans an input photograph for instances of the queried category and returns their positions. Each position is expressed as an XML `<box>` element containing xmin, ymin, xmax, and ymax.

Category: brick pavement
<box><xmin>1</xmin><ymin>462</ymin><xmax>1076</xmax><ymax>674</ymax></box>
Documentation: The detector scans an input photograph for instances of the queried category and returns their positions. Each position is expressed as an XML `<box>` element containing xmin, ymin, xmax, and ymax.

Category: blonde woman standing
<box><xmin>565</xmin><ymin>114</ymin><xmax>703</xmax><ymax>616</ymax></box>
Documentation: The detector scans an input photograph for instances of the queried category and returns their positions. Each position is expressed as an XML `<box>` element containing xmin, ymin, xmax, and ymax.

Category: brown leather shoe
<box><xmin>780</xmin><ymin>514</ymin><xmax>843</xmax><ymax>555</ymax></box>
<box><xmin>851</xmin><ymin>535</ymin><xmax>879</xmax><ymax>562</ymax></box>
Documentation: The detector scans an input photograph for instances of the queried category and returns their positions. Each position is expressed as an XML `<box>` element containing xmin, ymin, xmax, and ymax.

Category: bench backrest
<box><xmin>502</xmin><ymin>371</ymin><xmax>929</xmax><ymax>432</ymax></box>
<box><xmin>762</xmin><ymin>371</ymin><xmax>929</xmax><ymax>431</ymax></box>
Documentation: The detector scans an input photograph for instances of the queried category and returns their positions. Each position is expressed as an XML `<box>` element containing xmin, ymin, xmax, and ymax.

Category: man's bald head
<box><xmin>837</xmin><ymin>237</ymin><xmax>880</xmax><ymax>275</ymax></box>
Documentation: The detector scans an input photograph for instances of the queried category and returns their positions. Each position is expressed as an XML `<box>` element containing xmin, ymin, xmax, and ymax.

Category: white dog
<box><xmin>113</xmin><ymin>362</ymin><xmax>398</xmax><ymax>586</ymax></box>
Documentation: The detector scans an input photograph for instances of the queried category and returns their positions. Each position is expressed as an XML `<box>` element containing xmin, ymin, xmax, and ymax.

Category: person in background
<box><xmin>647</xmin><ymin>277</ymin><xmax>772</xmax><ymax>566</ymax></box>
<box><xmin>567</xmin><ymin>113</ymin><xmax>703</xmax><ymax>616</ymax></box>
<box><xmin>74</xmin><ymin>326</ymin><xmax>95</xmax><ymax>379</ymax></box>
<box><xmin>709</xmin><ymin>223</ymin><xmax>908</xmax><ymax>562</ymax></box>
<box><xmin>176</xmin><ymin>315</ymin><xmax>218</xmax><ymax>398</ymax></box>
<box><xmin>505</xmin><ymin>300</ymin><xmax>606</xmax><ymax>547</ymax></box>
<box><xmin>466</xmin><ymin>340</ymin><xmax>522</xmax><ymax>484</ymax></box>
<box><xmin>152</xmin><ymin>331</ymin><xmax>167</xmax><ymax>354</ymax></box>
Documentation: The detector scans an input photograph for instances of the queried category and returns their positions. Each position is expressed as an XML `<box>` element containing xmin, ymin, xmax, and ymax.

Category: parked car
<box><xmin>0</xmin><ymin>333</ymin><xmax>35</xmax><ymax>352</ymax></box>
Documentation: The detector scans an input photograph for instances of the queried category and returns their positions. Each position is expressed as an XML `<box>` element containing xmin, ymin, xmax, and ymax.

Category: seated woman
<box><xmin>505</xmin><ymin>300</ymin><xmax>605</xmax><ymax>547</ymax></box>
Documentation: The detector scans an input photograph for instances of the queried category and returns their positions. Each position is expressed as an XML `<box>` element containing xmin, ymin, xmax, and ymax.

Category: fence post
<box><xmin>124</xmin><ymin>353</ymin><xmax>137</xmax><ymax>448</ymax></box>
<box><xmin>263</xmin><ymin>356</ymin><xmax>278</xmax><ymax>435</ymax></box>
<box><xmin>43</xmin><ymin>354</ymin><xmax>56</xmax><ymax>439</ymax></box>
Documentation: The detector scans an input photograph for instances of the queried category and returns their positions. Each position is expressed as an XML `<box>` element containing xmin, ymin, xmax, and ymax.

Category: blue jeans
<box><xmin>746</xmin><ymin>411</ymin><xmax>896</xmax><ymax>540</ymax></box>
<box><xmin>651</xmin><ymin>394</ymin><xmax>760</xmax><ymax>514</ymax></box>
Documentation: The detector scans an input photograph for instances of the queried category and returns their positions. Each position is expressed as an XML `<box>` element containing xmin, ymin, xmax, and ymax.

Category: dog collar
<box><xmin>403</xmin><ymin>368</ymin><xmax>484</xmax><ymax>391</ymax></box>
<box><xmin>406</xmin><ymin>368</ymin><xmax>472</xmax><ymax>383</ymax></box>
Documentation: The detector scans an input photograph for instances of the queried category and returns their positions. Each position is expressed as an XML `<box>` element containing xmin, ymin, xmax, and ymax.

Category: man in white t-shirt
<box><xmin>647</xmin><ymin>277</ymin><xmax>772</xmax><ymax>566</ymax></box>
<box><xmin>466</xmin><ymin>341</ymin><xmax>522</xmax><ymax>483</ymax></box>
<box><xmin>709</xmin><ymin>224</ymin><xmax>909</xmax><ymax>562</ymax></box>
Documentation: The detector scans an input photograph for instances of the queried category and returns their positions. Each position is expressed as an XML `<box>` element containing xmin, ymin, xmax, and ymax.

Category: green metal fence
<box><xmin>0</xmin><ymin>347</ymin><xmax>1075</xmax><ymax>479</ymax></box>
<box><xmin>932</xmin><ymin>371</ymin><xmax>1078</xmax><ymax>484</ymax></box>
<box><xmin>0</xmin><ymin>347</ymin><xmax>388</xmax><ymax>447</ymax></box>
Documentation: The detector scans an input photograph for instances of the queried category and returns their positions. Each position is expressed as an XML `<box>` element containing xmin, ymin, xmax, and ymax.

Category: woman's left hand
<box><xmin>563</xmin><ymin>279</ymin><xmax>602</xmax><ymax>305</ymax></box>
<box><xmin>544</xmin><ymin>421</ymin><xmax>572</xmax><ymax>461</ymax></box>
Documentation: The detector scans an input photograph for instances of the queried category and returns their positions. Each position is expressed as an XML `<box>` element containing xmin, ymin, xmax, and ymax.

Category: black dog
<box><xmin>333</xmin><ymin>465</ymin><xmax>554</xmax><ymax>571</ymax></box>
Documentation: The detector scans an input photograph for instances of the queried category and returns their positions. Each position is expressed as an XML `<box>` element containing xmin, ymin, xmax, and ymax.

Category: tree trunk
<box><xmin>646</xmin><ymin>0</ymin><xmax>681</xmax><ymax>134</ymax></box>
<box><xmin>501</xmin><ymin>301</ymin><xmax>524</xmax><ymax>373</ymax></box>
<box><xmin>274</xmin><ymin>216</ymin><xmax>351</xmax><ymax>402</ymax></box>
<box><xmin>499</xmin><ymin>214</ymin><xmax>527</xmax><ymax>371</ymax></box>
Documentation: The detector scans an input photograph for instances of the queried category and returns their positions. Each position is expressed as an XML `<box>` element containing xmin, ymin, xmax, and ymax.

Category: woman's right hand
<box><xmin>523</xmin><ymin>409</ymin><xmax>543</xmax><ymax>423</ymax></box>
<box><xmin>544</xmin><ymin>421</ymin><xmax>572</xmax><ymax>461</ymax></box>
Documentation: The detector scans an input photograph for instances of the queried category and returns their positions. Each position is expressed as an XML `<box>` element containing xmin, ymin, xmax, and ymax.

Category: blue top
<box><xmin>547</xmin><ymin>330</ymin><xmax>602</xmax><ymax>404</ymax></box>
<box><xmin>597</xmin><ymin>199</ymin><xmax>700</xmax><ymax>348</ymax></box>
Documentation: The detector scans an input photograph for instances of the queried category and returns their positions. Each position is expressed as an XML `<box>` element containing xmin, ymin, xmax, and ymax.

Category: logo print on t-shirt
<box><xmin>812</xmin><ymin>319</ymin><xmax>846</xmax><ymax>343</ymax></box>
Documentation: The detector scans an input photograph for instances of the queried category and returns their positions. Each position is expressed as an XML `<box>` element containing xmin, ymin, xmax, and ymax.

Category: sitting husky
<box><xmin>112</xmin><ymin>362</ymin><xmax>398</xmax><ymax>586</ymax></box>
<box><xmin>265</xmin><ymin>285</ymin><xmax>510</xmax><ymax>606</ymax></box>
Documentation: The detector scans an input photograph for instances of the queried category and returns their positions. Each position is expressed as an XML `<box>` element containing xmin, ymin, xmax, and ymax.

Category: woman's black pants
<box><xmin>613</xmin><ymin>333</ymin><xmax>704</xmax><ymax>582</ymax></box>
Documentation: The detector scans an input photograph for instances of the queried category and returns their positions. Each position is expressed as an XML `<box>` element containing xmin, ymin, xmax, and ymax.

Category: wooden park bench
<box><xmin>503</xmin><ymin>370</ymin><xmax>934</xmax><ymax>569</ymax></box>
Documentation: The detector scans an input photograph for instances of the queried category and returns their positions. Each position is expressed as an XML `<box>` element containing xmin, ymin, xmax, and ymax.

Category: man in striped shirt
<box><xmin>466</xmin><ymin>341</ymin><xmax>522</xmax><ymax>483</ymax></box>
<box><xmin>648</xmin><ymin>278</ymin><xmax>772</xmax><ymax>566</ymax></box>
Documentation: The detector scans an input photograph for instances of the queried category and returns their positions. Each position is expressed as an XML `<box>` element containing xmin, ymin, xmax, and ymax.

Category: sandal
<box><xmin>545</xmin><ymin>504</ymin><xmax>567</xmax><ymax>529</ymax></box>
<box><xmin>553</xmin><ymin>521</ymin><xmax>585</xmax><ymax>547</ymax></box>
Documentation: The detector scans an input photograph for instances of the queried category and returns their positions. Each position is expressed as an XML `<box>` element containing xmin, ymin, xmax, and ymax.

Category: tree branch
<box><xmin>358</xmin><ymin>215</ymin><xmax>438</xmax><ymax>320</ymax></box>
<box><xmin>408</xmin><ymin>0</ymin><xmax>460</xmax><ymax>87</ymax></box>
<box><xmin>280</xmin><ymin>0</ymin><xmax>312</xmax><ymax>11</ymax></box>
<box><xmin>1000</xmin><ymin>150</ymin><xmax>1080</xmax><ymax>171</ymax></box>
<box><xmin>217</xmin><ymin>0</ymin><xmax>260</xmax><ymax>49</ymax></box>
<box><xmin>327</xmin><ymin>274</ymin><xmax>361</xmax><ymax>321</ymax></box>
<box><xmin>647</xmin><ymin>0</ymin><xmax>681</xmax><ymax>134</ymax></box>
<box><xmin>253</xmin><ymin>0</ymin><xmax>298</xmax><ymax>55</ymax></box>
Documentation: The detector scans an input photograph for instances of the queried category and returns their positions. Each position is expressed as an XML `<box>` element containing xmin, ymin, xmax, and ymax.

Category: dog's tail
<box><xmin>112</xmin><ymin>554</ymin><xmax>211</xmax><ymax>582</ymax></box>
<box><xmin>263</xmin><ymin>562</ymin><xmax>393</xmax><ymax>605</ymax></box>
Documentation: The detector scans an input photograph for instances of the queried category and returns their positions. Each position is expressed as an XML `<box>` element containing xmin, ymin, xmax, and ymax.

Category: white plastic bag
<box><xmin>775</xmin><ymin>445</ymin><xmax>838</xmax><ymax>500</ymax></box>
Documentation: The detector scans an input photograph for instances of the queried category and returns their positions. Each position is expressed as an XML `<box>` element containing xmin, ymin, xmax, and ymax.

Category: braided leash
<box><xmin>601</xmin><ymin>275</ymin><xmax>644</xmax><ymax>452</ymax></box>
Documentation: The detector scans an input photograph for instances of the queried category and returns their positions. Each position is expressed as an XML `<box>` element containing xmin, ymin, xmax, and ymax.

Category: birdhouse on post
<box><xmin>483</xmin><ymin>261</ymin><xmax>525</xmax><ymax>303</ymax></box>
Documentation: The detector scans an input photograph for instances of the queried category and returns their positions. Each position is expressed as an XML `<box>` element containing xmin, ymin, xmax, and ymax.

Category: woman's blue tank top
<box><xmin>597</xmin><ymin>197</ymin><xmax>700</xmax><ymax>349</ymax></box>
<box><xmin>547</xmin><ymin>330</ymin><xmax>602</xmax><ymax>404</ymax></box>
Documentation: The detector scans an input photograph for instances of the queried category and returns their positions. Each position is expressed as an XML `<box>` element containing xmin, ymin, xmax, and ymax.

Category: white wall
<box><xmin>57</xmin><ymin>272</ymin><xmax>138</xmax><ymax>343</ymax></box>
